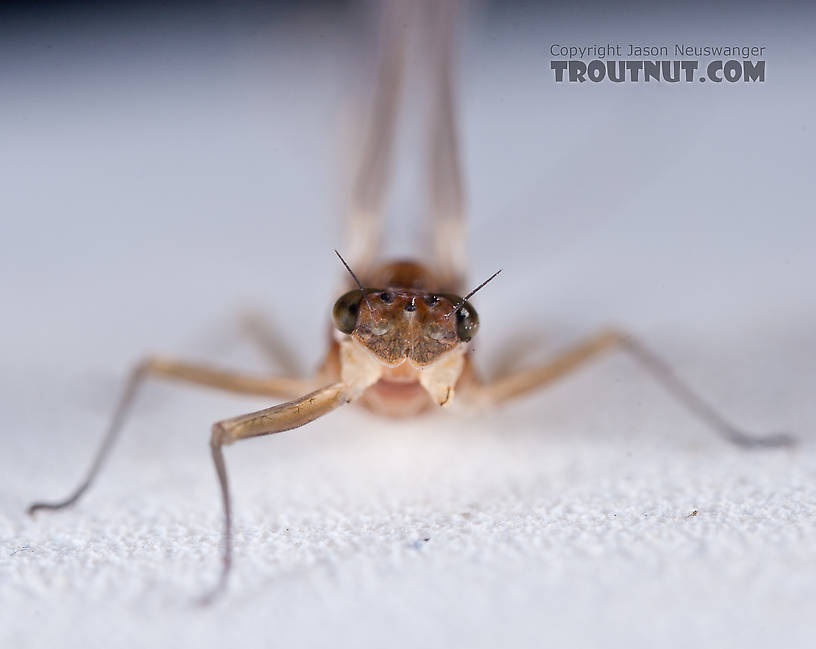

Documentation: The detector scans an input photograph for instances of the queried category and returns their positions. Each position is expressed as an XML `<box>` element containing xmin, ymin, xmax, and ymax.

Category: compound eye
<box><xmin>332</xmin><ymin>290</ymin><xmax>363</xmax><ymax>334</ymax></box>
<box><xmin>455</xmin><ymin>302</ymin><xmax>479</xmax><ymax>342</ymax></box>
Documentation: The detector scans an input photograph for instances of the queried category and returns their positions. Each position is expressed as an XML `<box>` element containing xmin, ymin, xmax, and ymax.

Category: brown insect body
<box><xmin>25</xmin><ymin>0</ymin><xmax>794</xmax><ymax>605</ymax></box>
<box><xmin>331</xmin><ymin>259</ymin><xmax>473</xmax><ymax>418</ymax></box>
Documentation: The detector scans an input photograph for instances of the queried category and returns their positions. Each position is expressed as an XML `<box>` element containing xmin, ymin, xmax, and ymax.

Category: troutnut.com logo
<box><xmin>550</xmin><ymin>44</ymin><xmax>766</xmax><ymax>83</ymax></box>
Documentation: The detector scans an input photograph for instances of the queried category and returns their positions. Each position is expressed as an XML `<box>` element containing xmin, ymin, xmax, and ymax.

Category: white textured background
<box><xmin>1</xmin><ymin>3</ymin><xmax>815</xmax><ymax>648</ymax></box>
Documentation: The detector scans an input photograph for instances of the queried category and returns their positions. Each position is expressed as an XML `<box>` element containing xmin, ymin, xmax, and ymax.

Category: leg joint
<box><xmin>210</xmin><ymin>422</ymin><xmax>233</xmax><ymax>448</ymax></box>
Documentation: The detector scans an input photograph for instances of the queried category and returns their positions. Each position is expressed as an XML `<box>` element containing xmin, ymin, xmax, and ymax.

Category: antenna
<box><xmin>334</xmin><ymin>250</ymin><xmax>382</xmax><ymax>322</ymax></box>
<box><xmin>445</xmin><ymin>269</ymin><xmax>502</xmax><ymax>319</ymax></box>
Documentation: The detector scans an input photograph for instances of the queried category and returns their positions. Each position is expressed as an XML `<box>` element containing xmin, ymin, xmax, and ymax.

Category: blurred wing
<box><xmin>425</xmin><ymin>0</ymin><xmax>467</xmax><ymax>292</ymax></box>
<box><xmin>346</xmin><ymin>0</ymin><xmax>467</xmax><ymax>292</ymax></box>
<box><xmin>346</xmin><ymin>0</ymin><xmax>408</xmax><ymax>276</ymax></box>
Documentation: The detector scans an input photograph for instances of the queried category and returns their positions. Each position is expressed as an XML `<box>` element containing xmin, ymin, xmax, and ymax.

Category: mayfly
<box><xmin>27</xmin><ymin>0</ymin><xmax>794</xmax><ymax>602</ymax></box>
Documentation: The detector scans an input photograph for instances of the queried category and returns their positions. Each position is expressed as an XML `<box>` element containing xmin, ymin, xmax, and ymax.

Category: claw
<box><xmin>725</xmin><ymin>429</ymin><xmax>798</xmax><ymax>449</ymax></box>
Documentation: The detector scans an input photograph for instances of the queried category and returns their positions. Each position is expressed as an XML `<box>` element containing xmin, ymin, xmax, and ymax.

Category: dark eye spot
<box><xmin>455</xmin><ymin>303</ymin><xmax>479</xmax><ymax>342</ymax></box>
<box><xmin>404</xmin><ymin>302</ymin><xmax>416</xmax><ymax>312</ymax></box>
<box><xmin>332</xmin><ymin>290</ymin><xmax>364</xmax><ymax>334</ymax></box>
<box><xmin>424</xmin><ymin>295</ymin><xmax>439</xmax><ymax>306</ymax></box>
<box><xmin>380</xmin><ymin>292</ymin><xmax>393</xmax><ymax>303</ymax></box>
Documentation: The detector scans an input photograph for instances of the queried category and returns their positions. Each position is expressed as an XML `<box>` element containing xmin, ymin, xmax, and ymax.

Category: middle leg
<box><xmin>27</xmin><ymin>357</ymin><xmax>317</xmax><ymax>516</ymax></box>
<box><xmin>459</xmin><ymin>329</ymin><xmax>795</xmax><ymax>448</ymax></box>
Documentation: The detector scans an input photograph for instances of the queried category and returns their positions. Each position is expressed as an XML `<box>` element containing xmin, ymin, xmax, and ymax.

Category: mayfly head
<box><xmin>332</xmin><ymin>253</ymin><xmax>499</xmax><ymax>367</ymax></box>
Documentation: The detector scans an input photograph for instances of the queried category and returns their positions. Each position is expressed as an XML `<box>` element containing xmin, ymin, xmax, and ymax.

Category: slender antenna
<box><xmin>334</xmin><ymin>250</ymin><xmax>381</xmax><ymax>321</ymax></box>
<box><xmin>445</xmin><ymin>269</ymin><xmax>502</xmax><ymax>318</ymax></box>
